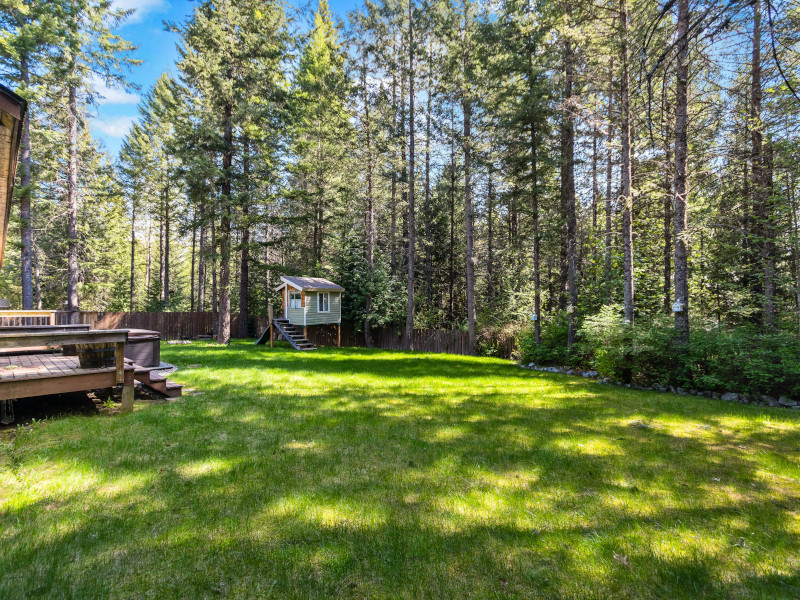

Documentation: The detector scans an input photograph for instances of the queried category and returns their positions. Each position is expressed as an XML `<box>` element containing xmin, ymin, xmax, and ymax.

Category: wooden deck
<box><xmin>0</xmin><ymin>330</ymin><xmax>134</xmax><ymax>412</ymax></box>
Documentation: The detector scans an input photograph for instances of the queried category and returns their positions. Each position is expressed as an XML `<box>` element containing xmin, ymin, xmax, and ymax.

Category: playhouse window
<box><xmin>318</xmin><ymin>292</ymin><xmax>330</xmax><ymax>313</ymax></box>
<box><xmin>289</xmin><ymin>291</ymin><xmax>302</xmax><ymax>309</ymax></box>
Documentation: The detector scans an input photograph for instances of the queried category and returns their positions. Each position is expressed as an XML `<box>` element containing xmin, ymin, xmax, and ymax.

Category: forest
<box><xmin>1</xmin><ymin>0</ymin><xmax>800</xmax><ymax>393</ymax></box>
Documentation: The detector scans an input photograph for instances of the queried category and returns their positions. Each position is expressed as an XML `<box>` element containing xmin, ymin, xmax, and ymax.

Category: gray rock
<box><xmin>762</xmin><ymin>396</ymin><xmax>781</xmax><ymax>407</ymax></box>
<box><xmin>528</xmin><ymin>362</ymin><xmax>535</xmax><ymax>368</ymax></box>
<box><xmin>676</xmin><ymin>387</ymin><xmax>686</xmax><ymax>395</ymax></box>
<box><xmin>779</xmin><ymin>396</ymin><xmax>797</xmax><ymax>407</ymax></box>
<box><xmin>712</xmin><ymin>392</ymin><xmax>721</xmax><ymax>399</ymax></box>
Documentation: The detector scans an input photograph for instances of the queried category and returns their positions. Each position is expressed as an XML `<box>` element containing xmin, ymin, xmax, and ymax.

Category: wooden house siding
<box><xmin>287</xmin><ymin>306</ymin><xmax>305</xmax><ymax>324</ymax></box>
<box><xmin>304</xmin><ymin>291</ymin><xmax>341</xmax><ymax>325</ymax></box>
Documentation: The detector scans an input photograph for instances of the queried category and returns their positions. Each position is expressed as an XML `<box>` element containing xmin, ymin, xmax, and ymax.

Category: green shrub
<box><xmin>687</xmin><ymin>326</ymin><xmax>800</xmax><ymax>397</ymax></box>
<box><xmin>579</xmin><ymin>306</ymin><xmax>674</xmax><ymax>385</ymax></box>
<box><xmin>520</xmin><ymin>313</ymin><xmax>571</xmax><ymax>366</ymax></box>
<box><xmin>521</xmin><ymin>308</ymin><xmax>800</xmax><ymax>398</ymax></box>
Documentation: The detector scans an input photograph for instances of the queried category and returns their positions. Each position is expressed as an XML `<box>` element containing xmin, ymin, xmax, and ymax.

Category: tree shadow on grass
<box><xmin>2</xmin><ymin>343</ymin><xmax>799</xmax><ymax>599</ymax></box>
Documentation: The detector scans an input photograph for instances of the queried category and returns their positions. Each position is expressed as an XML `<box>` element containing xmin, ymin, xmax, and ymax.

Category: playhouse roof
<box><xmin>276</xmin><ymin>276</ymin><xmax>344</xmax><ymax>292</ymax></box>
<box><xmin>0</xmin><ymin>83</ymin><xmax>27</xmax><ymax>269</ymax></box>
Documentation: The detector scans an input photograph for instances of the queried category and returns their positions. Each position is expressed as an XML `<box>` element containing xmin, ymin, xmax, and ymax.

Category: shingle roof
<box><xmin>278</xmin><ymin>276</ymin><xmax>344</xmax><ymax>292</ymax></box>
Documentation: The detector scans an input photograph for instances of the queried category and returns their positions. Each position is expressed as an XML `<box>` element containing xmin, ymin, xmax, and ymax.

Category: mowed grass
<box><xmin>1</xmin><ymin>342</ymin><xmax>800</xmax><ymax>599</ymax></box>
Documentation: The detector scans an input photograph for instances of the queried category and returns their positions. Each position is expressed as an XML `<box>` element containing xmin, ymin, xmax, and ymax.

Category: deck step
<box><xmin>132</xmin><ymin>367</ymin><xmax>183</xmax><ymax>398</ymax></box>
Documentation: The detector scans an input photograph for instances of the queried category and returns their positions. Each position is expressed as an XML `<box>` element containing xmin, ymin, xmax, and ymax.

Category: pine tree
<box><xmin>173</xmin><ymin>0</ymin><xmax>288</xmax><ymax>343</ymax></box>
<box><xmin>53</xmin><ymin>0</ymin><xmax>138</xmax><ymax>322</ymax></box>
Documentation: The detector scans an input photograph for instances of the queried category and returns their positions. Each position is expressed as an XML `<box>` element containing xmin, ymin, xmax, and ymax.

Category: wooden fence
<box><xmin>0</xmin><ymin>310</ymin><xmax>518</xmax><ymax>359</ymax></box>
<box><xmin>306</xmin><ymin>323</ymin><xmax>478</xmax><ymax>355</ymax></box>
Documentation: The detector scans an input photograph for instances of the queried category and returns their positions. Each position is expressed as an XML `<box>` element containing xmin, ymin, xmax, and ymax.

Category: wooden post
<box><xmin>337</xmin><ymin>324</ymin><xmax>341</xmax><ymax>347</ymax></box>
<box><xmin>115</xmin><ymin>341</ymin><xmax>125</xmax><ymax>384</ymax></box>
<box><xmin>268</xmin><ymin>304</ymin><xmax>274</xmax><ymax>348</ymax></box>
<box><xmin>121</xmin><ymin>368</ymin><xmax>134</xmax><ymax>413</ymax></box>
<box><xmin>304</xmin><ymin>326</ymin><xmax>308</xmax><ymax>340</ymax></box>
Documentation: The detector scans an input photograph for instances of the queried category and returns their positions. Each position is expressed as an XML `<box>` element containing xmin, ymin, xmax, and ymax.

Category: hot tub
<box><xmin>125</xmin><ymin>329</ymin><xmax>161</xmax><ymax>368</ymax></box>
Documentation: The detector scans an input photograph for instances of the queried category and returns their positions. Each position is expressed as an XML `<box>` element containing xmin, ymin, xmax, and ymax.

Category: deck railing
<box><xmin>0</xmin><ymin>310</ymin><xmax>58</xmax><ymax>326</ymax></box>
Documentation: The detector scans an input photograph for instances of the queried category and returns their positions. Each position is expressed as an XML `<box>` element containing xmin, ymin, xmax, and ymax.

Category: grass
<box><xmin>1</xmin><ymin>341</ymin><xmax>799</xmax><ymax>599</ymax></box>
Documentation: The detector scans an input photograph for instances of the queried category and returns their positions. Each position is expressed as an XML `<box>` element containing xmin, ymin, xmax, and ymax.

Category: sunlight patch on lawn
<box><xmin>268</xmin><ymin>493</ymin><xmax>388</xmax><ymax>530</ymax></box>
<box><xmin>97</xmin><ymin>472</ymin><xmax>153</xmax><ymax>499</ymax></box>
<box><xmin>176</xmin><ymin>457</ymin><xmax>238</xmax><ymax>479</ymax></box>
<box><xmin>550</xmin><ymin>436</ymin><xmax>624</xmax><ymax>457</ymax></box>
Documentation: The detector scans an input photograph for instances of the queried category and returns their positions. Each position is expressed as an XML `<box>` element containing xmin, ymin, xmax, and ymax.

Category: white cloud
<box><xmin>111</xmin><ymin>0</ymin><xmax>168</xmax><ymax>24</ymax></box>
<box><xmin>92</xmin><ymin>115</ymin><xmax>137</xmax><ymax>138</ymax></box>
<box><xmin>89</xmin><ymin>75</ymin><xmax>140</xmax><ymax>105</ymax></box>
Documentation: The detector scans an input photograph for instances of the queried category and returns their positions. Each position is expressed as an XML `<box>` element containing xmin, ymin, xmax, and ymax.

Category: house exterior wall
<box><xmin>287</xmin><ymin>307</ymin><xmax>305</xmax><ymax>325</ymax></box>
<box><xmin>304</xmin><ymin>291</ymin><xmax>341</xmax><ymax>325</ymax></box>
<box><xmin>285</xmin><ymin>285</ymin><xmax>304</xmax><ymax>324</ymax></box>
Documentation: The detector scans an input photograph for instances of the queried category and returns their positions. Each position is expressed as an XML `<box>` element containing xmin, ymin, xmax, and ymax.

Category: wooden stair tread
<box><xmin>269</xmin><ymin>320</ymin><xmax>318</xmax><ymax>352</ymax></box>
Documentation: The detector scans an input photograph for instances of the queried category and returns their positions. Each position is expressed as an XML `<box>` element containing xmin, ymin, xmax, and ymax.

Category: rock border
<box><xmin>518</xmin><ymin>362</ymin><xmax>800</xmax><ymax>409</ymax></box>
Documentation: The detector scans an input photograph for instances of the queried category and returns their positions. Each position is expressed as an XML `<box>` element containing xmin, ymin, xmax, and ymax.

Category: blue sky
<box><xmin>92</xmin><ymin>0</ymin><xmax>360</xmax><ymax>156</ymax></box>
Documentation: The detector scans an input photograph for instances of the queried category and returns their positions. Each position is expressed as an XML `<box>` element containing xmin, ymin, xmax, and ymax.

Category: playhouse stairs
<box><xmin>272</xmin><ymin>319</ymin><xmax>317</xmax><ymax>351</ymax></box>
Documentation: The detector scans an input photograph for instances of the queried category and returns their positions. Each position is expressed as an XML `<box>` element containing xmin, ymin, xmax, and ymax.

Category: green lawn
<box><xmin>1</xmin><ymin>342</ymin><xmax>799</xmax><ymax>599</ymax></box>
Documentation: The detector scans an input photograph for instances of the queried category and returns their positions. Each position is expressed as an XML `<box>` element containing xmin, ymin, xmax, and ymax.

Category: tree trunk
<box><xmin>424</xmin><ymin>37</ymin><xmax>433</xmax><ymax>310</ymax></box>
<box><xmin>19</xmin><ymin>53</ymin><xmax>33</xmax><ymax>310</ymax></box>
<box><xmin>130</xmin><ymin>198</ymin><xmax>136</xmax><ymax>312</ymax></box>
<box><xmin>33</xmin><ymin>239</ymin><xmax>41</xmax><ymax>309</ymax></box>
<box><xmin>190</xmin><ymin>205</ymin><xmax>196</xmax><ymax>312</ymax></box>
<box><xmin>763</xmin><ymin>141</ymin><xmax>776</xmax><ymax>327</ymax></box>
<box><xmin>448</xmin><ymin>125</ymin><xmax>456</xmax><ymax>323</ymax></box>
<box><xmin>532</xmin><ymin>123</ymin><xmax>541</xmax><ymax>345</ymax></box>
<box><xmin>212</xmin><ymin>210</ymin><xmax>218</xmax><ymax>337</ymax></box>
<box><xmin>620</xmin><ymin>0</ymin><xmax>634</xmax><ymax>324</ymax></box>
<box><xmin>605</xmin><ymin>56</ymin><xmax>614</xmax><ymax>304</ymax></box>
<box><xmin>487</xmin><ymin>144</ymin><xmax>495</xmax><ymax>308</ymax></box>
<box><xmin>159</xmin><ymin>194</ymin><xmax>164</xmax><ymax>301</ymax></box>
<box><xmin>662</xmin><ymin>30</ymin><xmax>673</xmax><ymax>313</ymax></box>
<box><xmin>198</xmin><ymin>202</ymin><xmax>206</xmax><ymax>312</ymax></box>
<box><xmin>239</xmin><ymin>139</ymin><xmax>251</xmax><ymax>339</ymax></box>
<box><xmin>591</xmin><ymin>116</ymin><xmax>598</xmax><ymax>233</ymax></box>
<box><xmin>750</xmin><ymin>0</ymin><xmax>774</xmax><ymax>328</ymax></box>
<box><xmin>403</xmin><ymin>3</ymin><xmax>416</xmax><ymax>351</ymax></box>
<box><xmin>562</xmin><ymin>37</ymin><xmax>578</xmax><ymax>349</ymax></box>
<box><xmin>362</xmin><ymin>50</ymin><xmax>375</xmax><ymax>348</ymax></box>
<box><xmin>163</xmin><ymin>177</ymin><xmax>170</xmax><ymax>306</ymax></box>
<box><xmin>790</xmin><ymin>173</ymin><xmax>800</xmax><ymax>343</ymax></box>
<box><xmin>673</xmin><ymin>0</ymin><xmax>690</xmax><ymax>349</ymax></box>
<box><xmin>390</xmin><ymin>39</ymin><xmax>398</xmax><ymax>277</ymax></box>
<box><xmin>146</xmin><ymin>215</ymin><xmax>152</xmax><ymax>300</ymax></box>
<box><xmin>67</xmin><ymin>82</ymin><xmax>80</xmax><ymax>323</ymax></box>
<box><xmin>663</xmin><ymin>116</ymin><xmax>673</xmax><ymax>312</ymax></box>
<box><xmin>217</xmin><ymin>103</ymin><xmax>233</xmax><ymax>345</ymax></box>
<box><xmin>464</xmin><ymin>97</ymin><xmax>476</xmax><ymax>353</ymax></box>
